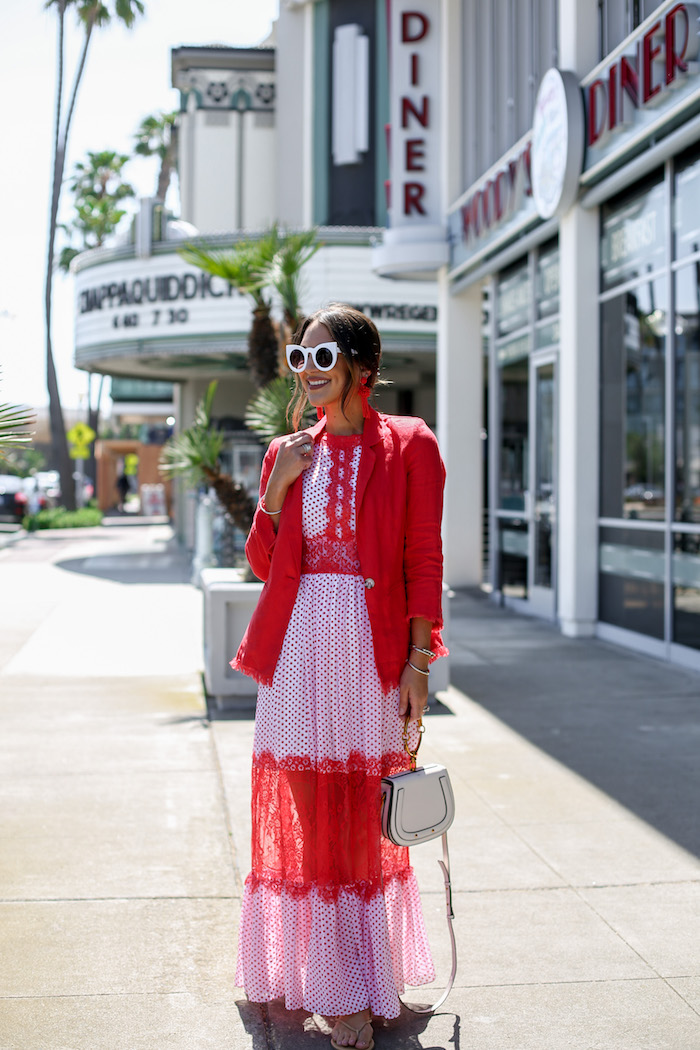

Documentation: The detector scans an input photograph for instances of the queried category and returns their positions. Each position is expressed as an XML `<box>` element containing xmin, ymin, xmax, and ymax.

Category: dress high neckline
<box><xmin>322</xmin><ymin>431</ymin><xmax>362</xmax><ymax>444</ymax></box>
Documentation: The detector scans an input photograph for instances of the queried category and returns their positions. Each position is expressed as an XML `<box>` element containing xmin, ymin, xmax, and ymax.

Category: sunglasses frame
<box><xmin>286</xmin><ymin>341</ymin><xmax>341</xmax><ymax>373</ymax></box>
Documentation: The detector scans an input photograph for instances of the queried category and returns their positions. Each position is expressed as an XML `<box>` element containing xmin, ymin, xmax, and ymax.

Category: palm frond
<box><xmin>180</xmin><ymin>242</ymin><xmax>270</xmax><ymax>308</ymax></box>
<box><xmin>244</xmin><ymin>376</ymin><xmax>314</xmax><ymax>445</ymax></box>
<box><xmin>159</xmin><ymin>381</ymin><xmax>224</xmax><ymax>483</ymax></box>
<box><xmin>0</xmin><ymin>377</ymin><xmax>34</xmax><ymax>451</ymax></box>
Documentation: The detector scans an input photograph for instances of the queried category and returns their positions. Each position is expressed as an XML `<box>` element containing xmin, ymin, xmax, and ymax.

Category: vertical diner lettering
<box><xmin>399</xmin><ymin>9</ymin><xmax>432</xmax><ymax>216</ymax></box>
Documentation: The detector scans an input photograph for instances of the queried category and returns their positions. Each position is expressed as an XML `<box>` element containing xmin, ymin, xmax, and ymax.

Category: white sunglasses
<box><xmin>286</xmin><ymin>341</ymin><xmax>357</xmax><ymax>372</ymax></box>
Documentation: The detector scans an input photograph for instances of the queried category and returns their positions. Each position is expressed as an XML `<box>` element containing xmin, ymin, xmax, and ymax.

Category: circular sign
<box><xmin>531</xmin><ymin>68</ymin><xmax>584</xmax><ymax>220</ymax></box>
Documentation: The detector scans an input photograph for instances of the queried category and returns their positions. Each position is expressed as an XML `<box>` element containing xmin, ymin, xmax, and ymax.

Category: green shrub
<box><xmin>23</xmin><ymin>506</ymin><xmax>103</xmax><ymax>531</ymax></box>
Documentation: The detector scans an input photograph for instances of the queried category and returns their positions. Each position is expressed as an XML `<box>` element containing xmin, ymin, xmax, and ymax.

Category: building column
<box><xmin>557</xmin><ymin>0</ymin><xmax>599</xmax><ymax>636</ymax></box>
<box><xmin>437</xmin><ymin>277</ymin><xmax>483</xmax><ymax>587</ymax></box>
<box><xmin>557</xmin><ymin>205</ymin><xmax>599</xmax><ymax>636</ymax></box>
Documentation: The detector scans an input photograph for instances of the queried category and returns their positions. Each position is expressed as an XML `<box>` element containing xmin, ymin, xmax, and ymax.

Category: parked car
<box><xmin>34</xmin><ymin>470</ymin><xmax>61</xmax><ymax>504</ymax></box>
<box><xmin>0</xmin><ymin>475</ymin><xmax>48</xmax><ymax>522</ymax></box>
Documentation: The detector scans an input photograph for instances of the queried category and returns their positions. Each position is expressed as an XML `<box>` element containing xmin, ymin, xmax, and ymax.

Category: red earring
<box><xmin>317</xmin><ymin>406</ymin><xmax>325</xmax><ymax>420</ymax></box>
<box><xmin>359</xmin><ymin>376</ymin><xmax>371</xmax><ymax>418</ymax></box>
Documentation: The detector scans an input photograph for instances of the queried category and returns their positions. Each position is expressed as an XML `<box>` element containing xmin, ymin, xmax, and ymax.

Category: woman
<box><xmin>232</xmin><ymin>304</ymin><xmax>447</xmax><ymax>1049</ymax></box>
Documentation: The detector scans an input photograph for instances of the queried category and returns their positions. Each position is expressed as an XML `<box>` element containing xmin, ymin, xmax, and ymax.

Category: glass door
<box><xmin>528</xmin><ymin>352</ymin><xmax>557</xmax><ymax>617</ymax></box>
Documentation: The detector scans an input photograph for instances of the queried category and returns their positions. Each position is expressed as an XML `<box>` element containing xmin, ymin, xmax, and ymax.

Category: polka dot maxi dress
<box><xmin>236</xmin><ymin>432</ymin><xmax>435</xmax><ymax>1018</ymax></box>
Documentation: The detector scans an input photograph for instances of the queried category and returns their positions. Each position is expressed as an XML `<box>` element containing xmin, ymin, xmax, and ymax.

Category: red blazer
<box><xmin>232</xmin><ymin>407</ymin><xmax>447</xmax><ymax>691</ymax></box>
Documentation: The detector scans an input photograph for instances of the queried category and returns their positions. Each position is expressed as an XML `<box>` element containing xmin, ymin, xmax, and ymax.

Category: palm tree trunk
<box><xmin>248</xmin><ymin>305</ymin><xmax>281</xmax><ymax>389</ymax></box>
<box><xmin>157</xmin><ymin>124</ymin><xmax>178</xmax><ymax>201</ymax></box>
<box><xmin>201</xmin><ymin>467</ymin><xmax>256</xmax><ymax>535</ymax></box>
<box><xmin>45</xmin><ymin>1</ymin><xmax>74</xmax><ymax>509</ymax></box>
<box><xmin>45</xmin><ymin>8</ymin><xmax>97</xmax><ymax>511</ymax></box>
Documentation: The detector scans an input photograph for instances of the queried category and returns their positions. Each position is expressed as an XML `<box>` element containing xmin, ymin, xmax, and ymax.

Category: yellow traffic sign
<box><xmin>69</xmin><ymin>444</ymin><xmax>91</xmax><ymax>460</ymax></box>
<box><xmin>67</xmin><ymin>422</ymin><xmax>96</xmax><ymax>446</ymax></box>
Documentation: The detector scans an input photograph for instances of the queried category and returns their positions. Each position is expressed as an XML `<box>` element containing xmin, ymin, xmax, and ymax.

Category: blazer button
<box><xmin>364</xmin><ymin>577</ymin><xmax>375</xmax><ymax>589</ymax></box>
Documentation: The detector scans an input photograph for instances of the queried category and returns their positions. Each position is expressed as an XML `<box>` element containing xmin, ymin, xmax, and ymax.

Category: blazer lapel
<box><xmin>356</xmin><ymin>408</ymin><xmax>383</xmax><ymax>514</ymax></box>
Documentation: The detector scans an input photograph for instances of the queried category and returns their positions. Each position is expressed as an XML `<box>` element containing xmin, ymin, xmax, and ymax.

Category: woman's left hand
<box><xmin>399</xmin><ymin>662</ymin><xmax>430</xmax><ymax>721</ymax></box>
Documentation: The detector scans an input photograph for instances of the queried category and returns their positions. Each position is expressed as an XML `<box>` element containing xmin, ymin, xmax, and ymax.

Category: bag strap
<box><xmin>402</xmin><ymin>831</ymin><xmax>457</xmax><ymax>1014</ymax></box>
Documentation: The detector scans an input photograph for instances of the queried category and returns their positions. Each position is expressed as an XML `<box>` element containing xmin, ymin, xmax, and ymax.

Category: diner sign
<box><xmin>582</xmin><ymin>1</ymin><xmax>700</xmax><ymax>180</ymax></box>
<box><xmin>447</xmin><ymin>132</ymin><xmax>538</xmax><ymax>276</ymax></box>
<box><xmin>387</xmin><ymin>2</ymin><xmax>441</xmax><ymax>226</ymax></box>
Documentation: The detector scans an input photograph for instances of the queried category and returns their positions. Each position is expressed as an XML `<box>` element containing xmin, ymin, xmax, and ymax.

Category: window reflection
<box><xmin>673</xmin><ymin>532</ymin><xmax>700</xmax><ymax>650</ymax></box>
<box><xmin>601</xmin><ymin>177</ymin><xmax>665</xmax><ymax>291</ymax></box>
<box><xmin>600</xmin><ymin>280</ymin><xmax>667</xmax><ymax>520</ymax></box>
<box><xmin>674</xmin><ymin>150</ymin><xmax>700</xmax><ymax>262</ymax></box>
<box><xmin>675</xmin><ymin>265</ymin><xmax>700</xmax><ymax>525</ymax></box>
<box><xmin>599</xmin><ymin>526</ymin><xmax>665</xmax><ymax>639</ymax></box>
<box><xmin>498</xmin><ymin>353</ymin><xmax>529</xmax><ymax>512</ymax></box>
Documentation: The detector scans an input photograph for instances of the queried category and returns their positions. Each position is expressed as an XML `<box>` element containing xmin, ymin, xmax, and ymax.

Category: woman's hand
<box><xmin>262</xmin><ymin>432</ymin><xmax>315</xmax><ymax>516</ymax></box>
<box><xmin>399</xmin><ymin>661</ymin><xmax>430</xmax><ymax>721</ymax></box>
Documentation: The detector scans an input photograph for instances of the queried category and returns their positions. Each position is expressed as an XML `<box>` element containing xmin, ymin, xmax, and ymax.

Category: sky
<box><xmin>0</xmin><ymin>0</ymin><xmax>279</xmax><ymax>414</ymax></box>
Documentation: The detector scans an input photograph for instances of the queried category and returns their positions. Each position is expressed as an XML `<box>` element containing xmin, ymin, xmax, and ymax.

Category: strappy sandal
<box><xmin>330</xmin><ymin>1016</ymin><xmax>375</xmax><ymax>1050</ymax></box>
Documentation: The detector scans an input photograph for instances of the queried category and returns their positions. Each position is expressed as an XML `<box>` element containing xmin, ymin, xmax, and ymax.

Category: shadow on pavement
<box><xmin>449</xmin><ymin>588</ymin><xmax>700</xmax><ymax>859</ymax></box>
<box><xmin>55</xmin><ymin>550</ymin><xmax>193</xmax><ymax>585</ymax></box>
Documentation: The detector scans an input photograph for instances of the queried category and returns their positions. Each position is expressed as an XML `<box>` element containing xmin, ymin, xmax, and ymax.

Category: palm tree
<box><xmin>133</xmin><ymin>111</ymin><xmax>179</xmax><ymax>202</ymax></box>
<box><xmin>45</xmin><ymin>0</ymin><xmax>145</xmax><ymax>510</ymax></box>
<box><xmin>59</xmin><ymin>149</ymin><xmax>135</xmax><ymax>270</ymax></box>
<box><xmin>264</xmin><ymin>228</ymin><xmax>320</xmax><ymax>336</ymax></box>
<box><xmin>159</xmin><ymin>381</ymin><xmax>256</xmax><ymax>535</ymax></box>
<box><xmin>0</xmin><ymin>375</ymin><xmax>34</xmax><ymax>459</ymax></box>
<box><xmin>180</xmin><ymin>236</ymin><xmax>281</xmax><ymax>389</ymax></box>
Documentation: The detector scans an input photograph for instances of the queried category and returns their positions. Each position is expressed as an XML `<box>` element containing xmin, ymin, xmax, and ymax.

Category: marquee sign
<box><xmin>74</xmin><ymin>247</ymin><xmax>439</xmax><ymax>369</ymax></box>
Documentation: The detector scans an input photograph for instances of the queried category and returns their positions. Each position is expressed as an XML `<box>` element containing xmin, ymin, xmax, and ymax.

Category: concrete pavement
<box><xmin>0</xmin><ymin>524</ymin><xmax>699</xmax><ymax>1050</ymax></box>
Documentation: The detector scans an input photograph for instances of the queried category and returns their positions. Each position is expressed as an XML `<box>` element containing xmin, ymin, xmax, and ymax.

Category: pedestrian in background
<box><xmin>232</xmin><ymin>304</ymin><xmax>447</xmax><ymax>1049</ymax></box>
<box><xmin>116</xmin><ymin>472</ymin><xmax>130</xmax><ymax>512</ymax></box>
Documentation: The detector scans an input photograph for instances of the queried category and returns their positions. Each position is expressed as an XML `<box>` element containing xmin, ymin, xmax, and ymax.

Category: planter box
<box><xmin>200</xmin><ymin>571</ymin><xmax>451</xmax><ymax>711</ymax></box>
<box><xmin>200</xmin><ymin>569</ymin><xmax>263</xmax><ymax>711</ymax></box>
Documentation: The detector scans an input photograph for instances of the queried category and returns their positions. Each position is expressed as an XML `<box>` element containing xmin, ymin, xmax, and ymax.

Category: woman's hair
<box><xmin>288</xmin><ymin>303</ymin><xmax>383</xmax><ymax>430</ymax></box>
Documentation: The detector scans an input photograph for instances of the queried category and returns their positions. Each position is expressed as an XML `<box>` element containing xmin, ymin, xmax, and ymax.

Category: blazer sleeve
<box><xmin>402</xmin><ymin>422</ymin><xmax>448</xmax><ymax>657</ymax></box>
<box><xmin>244</xmin><ymin>439</ymin><xmax>281</xmax><ymax>582</ymax></box>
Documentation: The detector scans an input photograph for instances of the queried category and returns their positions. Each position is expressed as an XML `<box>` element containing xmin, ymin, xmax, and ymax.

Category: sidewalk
<box><xmin>0</xmin><ymin>524</ymin><xmax>699</xmax><ymax>1050</ymax></box>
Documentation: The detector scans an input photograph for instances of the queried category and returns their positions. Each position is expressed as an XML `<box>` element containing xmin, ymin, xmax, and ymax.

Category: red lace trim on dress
<box><xmin>302</xmin><ymin>534</ymin><xmax>362</xmax><ymax>576</ymax></box>
<box><xmin>244</xmin><ymin>866</ymin><xmax>413</xmax><ymax>903</ymax></box>
<box><xmin>250</xmin><ymin>747</ymin><xmax>413</xmax><ymax>901</ymax></box>
<box><xmin>302</xmin><ymin>434</ymin><xmax>362</xmax><ymax>575</ymax></box>
<box><xmin>253</xmin><ymin>749</ymin><xmax>411</xmax><ymax>778</ymax></box>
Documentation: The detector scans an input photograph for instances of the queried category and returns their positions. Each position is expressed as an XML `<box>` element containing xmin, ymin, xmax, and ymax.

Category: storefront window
<box><xmin>535</xmin><ymin>242</ymin><xmax>559</xmax><ymax>319</ymax></box>
<box><xmin>599</xmin><ymin>526</ymin><xmax>665</xmax><ymax>639</ymax></box>
<box><xmin>674</xmin><ymin>149</ymin><xmax>700</xmax><ymax>262</ymax></box>
<box><xmin>497</xmin><ymin>261</ymin><xmax>531</xmax><ymax>337</ymax></box>
<box><xmin>675</xmin><ymin>265</ymin><xmax>700</xmax><ymax>525</ymax></box>
<box><xmin>600</xmin><ymin>279</ymin><xmax>667</xmax><ymax>520</ymax></box>
<box><xmin>601</xmin><ymin>177</ymin><xmax>665</xmax><ymax>291</ymax></box>
<box><xmin>498</xmin><ymin>351</ymin><xmax>529</xmax><ymax>511</ymax></box>
<box><xmin>498</xmin><ymin>518</ymin><xmax>528</xmax><ymax>598</ymax></box>
<box><xmin>673</xmin><ymin>532</ymin><xmax>700</xmax><ymax>650</ymax></box>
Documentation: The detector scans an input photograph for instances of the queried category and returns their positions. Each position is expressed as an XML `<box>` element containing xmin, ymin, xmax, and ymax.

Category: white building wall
<box><xmin>191</xmin><ymin>111</ymin><xmax>239</xmax><ymax>233</ymax></box>
<box><xmin>275</xmin><ymin>3</ymin><xmax>310</xmax><ymax>226</ymax></box>
<box><xmin>242</xmin><ymin>111</ymin><xmax>277</xmax><ymax>229</ymax></box>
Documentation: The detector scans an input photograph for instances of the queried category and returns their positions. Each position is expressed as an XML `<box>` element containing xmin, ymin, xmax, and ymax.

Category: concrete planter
<box><xmin>200</xmin><ymin>569</ymin><xmax>263</xmax><ymax>712</ymax></box>
<box><xmin>200</xmin><ymin>571</ymin><xmax>451</xmax><ymax>711</ymax></box>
